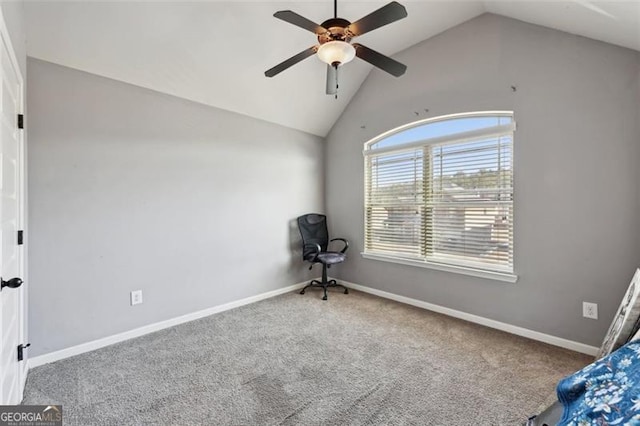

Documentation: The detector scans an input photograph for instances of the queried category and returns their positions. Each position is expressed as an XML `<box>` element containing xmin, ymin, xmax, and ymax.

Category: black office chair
<box><xmin>297</xmin><ymin>213</ymin><xmax>349</xmax><ymax>301</ymax></box>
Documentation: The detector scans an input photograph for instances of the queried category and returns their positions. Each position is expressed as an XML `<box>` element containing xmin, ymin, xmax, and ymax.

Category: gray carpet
<box><xmin>23</xmin><ymin>289</ymin><xmax>591</xmax><ymax>425</ymax></box>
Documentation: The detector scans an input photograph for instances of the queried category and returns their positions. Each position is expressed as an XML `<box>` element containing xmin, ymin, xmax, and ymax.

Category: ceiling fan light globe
<box><xmin>317</xmin><ymin>41</ymin><xmax>356</xmax><ymax>66</ymax></box>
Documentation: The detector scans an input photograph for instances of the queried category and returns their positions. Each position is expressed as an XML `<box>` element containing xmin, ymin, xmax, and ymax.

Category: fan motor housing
<box><xmin>318</xmin><ymin>18</ymin><xmax>352</xmax><ymax>44</ymax></box>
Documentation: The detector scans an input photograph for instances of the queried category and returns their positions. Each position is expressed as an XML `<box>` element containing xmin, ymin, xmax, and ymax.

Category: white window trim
<box><xmin>364</xmin><ymin>110</ymin><xmax>515</xmax><ymax>150</ymax></box>
<box><xmin>363</xmin><ymin>111</ymin><xmax>516</xmax><ymax>281</ymax></box>
<box><xmin>361</xmin><ymin>252</ymin><xmax>518</xmax><ymax>283</ymax></box>
<box><xmin>363</xmin><ymin>122</ymin><xmax>516</xmax><ymax>157</ymax></box>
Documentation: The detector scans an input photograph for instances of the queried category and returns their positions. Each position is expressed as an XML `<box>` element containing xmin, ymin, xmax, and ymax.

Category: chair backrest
<box><xmin>297</xmin><ymin>214</ymin><xmax>329</xmax><ymax>261</ymax></box>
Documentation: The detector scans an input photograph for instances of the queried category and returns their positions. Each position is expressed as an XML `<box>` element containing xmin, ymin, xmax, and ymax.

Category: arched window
<box><xmin>363</xmin><ymin>112</ymin><xmax>515</xmax><ymax>280</ymax></box>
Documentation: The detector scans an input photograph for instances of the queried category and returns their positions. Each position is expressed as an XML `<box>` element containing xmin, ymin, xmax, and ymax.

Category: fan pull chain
<box><xmin>334</xmin><ymin>63</ymin><xmax>339</xmax><ymax>99</ymax></box>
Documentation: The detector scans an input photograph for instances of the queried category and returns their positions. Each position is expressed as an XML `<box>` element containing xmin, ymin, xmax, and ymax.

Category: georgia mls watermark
<box><xmin>0</xmin><ymin>405</ymin><xmax>62</xmax><ymax>426</ymax></box>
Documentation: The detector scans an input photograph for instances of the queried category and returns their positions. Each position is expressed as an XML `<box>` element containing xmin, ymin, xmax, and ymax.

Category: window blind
<box><xmin>365</xmin><ymin>150</ymin><xmax>425</xmax><ymax>258</ymax></box>
<box><xmin>364</xmin><ymin>113</ymin><xmax>514</xmax><ymax>274</ymax></box>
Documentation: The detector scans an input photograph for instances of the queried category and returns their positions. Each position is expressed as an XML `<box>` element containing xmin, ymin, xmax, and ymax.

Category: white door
<box><xmin>0</xmin><ymin>10</ymin><xmax>25</xmax><ymax>405</ymax></box>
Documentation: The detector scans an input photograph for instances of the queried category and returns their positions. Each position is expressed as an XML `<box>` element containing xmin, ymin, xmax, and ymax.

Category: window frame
<box><xmin>362</xmin><ymin>111</ymin><xmax>517</xmax><ymax>283</ymax></box>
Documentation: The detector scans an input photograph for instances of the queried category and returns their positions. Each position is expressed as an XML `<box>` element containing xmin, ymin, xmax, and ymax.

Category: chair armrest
<box><xmin>330</xmin><ymin>238</ymin><xmax>349</xmax><ymax>254</ymax></box>
<box><xmin>304</xmin><ymin>243</ymin><xmax>322</xmax><ymax>262</ymax></box>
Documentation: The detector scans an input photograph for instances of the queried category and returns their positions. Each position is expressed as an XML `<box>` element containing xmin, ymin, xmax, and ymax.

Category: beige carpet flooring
<box><xmin>23</xmin><ymin>288</ymin><xmax>592</xmax><ymax>425</ymax></box>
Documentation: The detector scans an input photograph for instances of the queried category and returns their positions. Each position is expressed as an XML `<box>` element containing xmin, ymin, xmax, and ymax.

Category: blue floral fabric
<box><xmin>558</xmin><ymin>341</ymin><xmax>640</xmax><ymax>425</ymax></box>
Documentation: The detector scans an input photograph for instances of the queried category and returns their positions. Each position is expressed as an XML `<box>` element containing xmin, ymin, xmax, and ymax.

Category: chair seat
<box><xmin>315</xmin><ymin>252</ymin><xmax>346</xmax><ymax>265</ymax></box>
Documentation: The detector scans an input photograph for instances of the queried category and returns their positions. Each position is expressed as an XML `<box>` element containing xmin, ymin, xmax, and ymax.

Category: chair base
<box><xmin>300</xmin><ymin>280</ymin><xmax>349</xmax><ymax>300</ymax></box>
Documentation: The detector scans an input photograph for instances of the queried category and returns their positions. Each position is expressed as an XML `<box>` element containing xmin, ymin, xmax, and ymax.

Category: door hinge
<box><xmin>17</xmin><ymin>230</ymin><xmax>23</xmax><ymax>245</ymax></box>
<box><xmin>17</xmin><ymin>114</ymin><xmax>23</xmax><ymax>129</ymax></box>
<box><xmin>17</xmin><ymin>343</ymin><xmax>30</xmax><ymax>361</ymax></box>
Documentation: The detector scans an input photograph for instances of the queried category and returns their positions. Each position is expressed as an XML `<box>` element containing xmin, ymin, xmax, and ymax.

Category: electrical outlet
<box><xmin>130</xmin><ymin>290</ymin><xmax>143</xmax><ymax>306</ymax></box>
<box><xmin>583</xmin><ymin>302</ymin><xmax>598</xmax><ymax>320</ymax></box>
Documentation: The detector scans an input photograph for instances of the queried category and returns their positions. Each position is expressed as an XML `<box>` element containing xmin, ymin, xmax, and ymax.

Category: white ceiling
<box><xmin>25</xmin><ymin>1</ymin><xmax>640</xmax><ymax>137</ymax></box>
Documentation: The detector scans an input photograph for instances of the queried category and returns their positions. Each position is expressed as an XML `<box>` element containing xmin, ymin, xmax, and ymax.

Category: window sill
<box><xmin>360</xmin><ymin>252</ymin><xmax>518</xmax><ymax>283</ymax></box>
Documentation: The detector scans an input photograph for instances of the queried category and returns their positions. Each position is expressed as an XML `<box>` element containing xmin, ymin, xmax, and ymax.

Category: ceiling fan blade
<box><xmin>353</xmin><ymin>43</ymin><xmax>406</xmax><ymax>77</ymax></box>
<box><xmin>326</xmin><ymin>65</ymin><xmax>338</xmax><ymax>95</ymax></box>
<box><xmin>265</xmin><ymin>46</ymin><xmax>318</xmax><ymax>78</ymax></box>
<box><xmin>274</xmin><ymin>10</ymin><xmax>328</xmax><ymax>35</ymax></box>
<box><xmin>347</xmin><ymin>2</ymin><xmax>408</xmax><ymax>37</ymax></box>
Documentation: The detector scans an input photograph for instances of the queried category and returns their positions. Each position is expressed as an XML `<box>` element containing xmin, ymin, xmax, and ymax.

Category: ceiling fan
<box><xmin>265</xmin><ymin>0</ymin><xmax>408</xmax><ymax>96</ymax></box>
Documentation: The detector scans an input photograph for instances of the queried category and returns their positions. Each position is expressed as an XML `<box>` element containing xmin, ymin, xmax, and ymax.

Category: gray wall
<box><xmin>325</xmin><ymin>14</ymin><xmax>640</xmax><ymax>347</ymax></box>
<box><xmin>27</xmin><ymin>58</ymin><xmax>324</xmax><ymax>356</ymax></box>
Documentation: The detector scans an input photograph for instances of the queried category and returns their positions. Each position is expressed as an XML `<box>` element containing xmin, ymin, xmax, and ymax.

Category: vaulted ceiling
<box><xmin>25</xmin><ymin>1</ymin><xmax>640</xmax><ymax>137</ymax></box>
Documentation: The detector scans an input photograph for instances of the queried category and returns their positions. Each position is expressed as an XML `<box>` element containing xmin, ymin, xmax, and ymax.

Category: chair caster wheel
<box><xmin>300</xmin><ymin>290</ymin><xmax>305</xmax><ymax>295</ymax></box>
<box><xmin>344</xmin><ymin>289</ymin><xmax>349</xmax><ymax>294</ymax></box>
<box><xmin>322</xmin><ymin>296</ymin><xmax>327</xmax><ymax>301</ymax></box>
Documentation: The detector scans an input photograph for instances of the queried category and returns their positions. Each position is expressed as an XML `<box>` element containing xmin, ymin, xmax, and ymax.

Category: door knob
<box><xmin>1</xmin><ymin>277</ymin><xmax>23</xmax><ymax>290</ymax></box>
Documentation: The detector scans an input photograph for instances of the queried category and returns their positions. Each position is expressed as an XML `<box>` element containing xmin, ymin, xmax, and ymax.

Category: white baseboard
<box><xmin>28</xmin><ymin>281</ymin><xmax>309</xmax><ymax>368</ymax></box>
<box><xmin>29</xmin><ymin>276</ymin><xmax>598</xmax><ymax>369</ymax></box>
<box><xmin>338</xmin><ymin>278</ymin><xmax>599</xmax><ymax>356</ymax></box>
